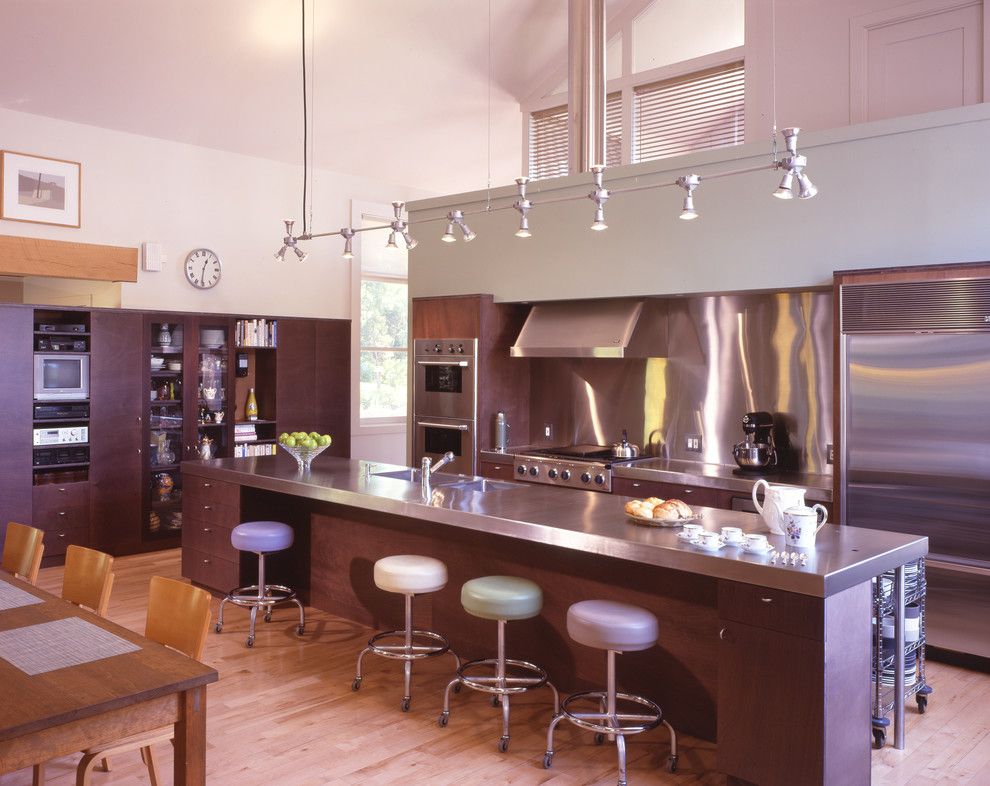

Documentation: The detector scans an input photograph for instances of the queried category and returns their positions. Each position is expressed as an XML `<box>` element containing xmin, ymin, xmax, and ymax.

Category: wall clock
<box><xmin>184</xmin><ymin>248</ymin><xmax>222</xmax><ymax>289</ymax></box>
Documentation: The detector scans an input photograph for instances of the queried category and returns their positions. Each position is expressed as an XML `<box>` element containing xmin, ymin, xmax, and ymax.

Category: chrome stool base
<box><xmin>439</xmin><ymin>620</ymin><xmax>560</xmax><ymax>753</ymax></box>
<box><xmin>544</xmin><ymin>653</ymin><xmax>677</xmax><ymax>785</ymax></box>
<box><xmin>352</xmin><ymin>594</ymin><xmax>458</xmax><ymax>712</ymax></box>
<box><xmin>215</xmin><ymin>551</ymin><xmax>306</xmax><ymax>648</ymax></box>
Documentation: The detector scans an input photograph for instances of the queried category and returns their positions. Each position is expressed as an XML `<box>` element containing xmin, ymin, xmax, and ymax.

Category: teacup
<box><xmin>783</xmin><ymin>504</ymin><xmax>828</xmax><ymax>548</ymax></box>
<box><xmin>681</xmin><ymin>523</ymin><xmax>704</xmax><ymax>539</ymax></box>
<box><xmin>742</xmin><ymin>533</ymin><xmax>770</xmax><ymax>553</ymax></box>
<box><xmin>695</xmin><ymin>531</ymin><xmax>723</xmax><ymax>550</ymax></box>
<box><xmin>721</xmin><ymin>526</ymin><xmax>744</xmax><ymax>544</ymax></box>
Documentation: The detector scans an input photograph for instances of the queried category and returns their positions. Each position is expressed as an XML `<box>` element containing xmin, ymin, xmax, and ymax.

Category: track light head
<box><xmin>402</xmin><ymin>230</ymin><xmax>418</xmax><ymax>250</ymax></box>
<box><xmin>340</xmin><ymin>228</ymin><xmax>355</xmax><ymax>259</ymax></box>
<box><xmin>591</xmin><ymin>206</ymin><xmax>607</xmax><ymax>231</ymax></box>
<box><xmin>386</xmin><ymin>231</ymin><xmax>398</xmax><ymax>249</ymax></box>
<box><xmin>460</xmin><ymin>223</ymin><xmax>476</xmax><ymax>242</ymax></box>
<box><xmin>679</xmin><ymin>195</ymin><xmax>698</xmax><ymax>220</ymax></box>
<box><xmin>515</xmin><ymin>215</ymin><xmax>531</xmax><ymax>238</ymax></box>
<box><xmin>513</xmin><ymin>178</ymin><xmax>533</xmax><ymax>238</ymax></box>
<box><xmin>773</xmin><ymin>169</ymin><xmax>794</xmax><ymax>199</ymax></box>
<box><xmin>588</xmin><ymin>166</ymin><xmax>610</xmax><ymax>231</ymax></box>
<box><xmin>293</xmin><ymin>246</ymin><xmax>308</xmax><ymax>261</ymax></box>
<box><xmin>274</xmin><ymin>246</ymin><xmax>287</xmax><ymax>262</ymax></box>
<box><xmin>797</xmin><ymin>171</ymin><xmax>818</xmax><ymax>200</ymax></box>
<box><xmin>441</xmin><ymin>223</ymin><xmax>456</xmax><ymax>242</ymax></box>
<box><xmin>676</xmin><ymin>174</ymin><xmax>700</xmax><ymax>220</ymax></box>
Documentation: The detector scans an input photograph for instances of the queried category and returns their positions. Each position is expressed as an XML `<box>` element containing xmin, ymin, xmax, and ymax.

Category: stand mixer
<box><xmin>733</xmin><ymin>411</ymin><xmax>777</xmax><ymax>472</ymax></box>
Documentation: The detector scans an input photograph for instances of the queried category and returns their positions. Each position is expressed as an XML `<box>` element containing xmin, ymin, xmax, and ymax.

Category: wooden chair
<box><xmin>2</xmin><ymin>522</ymin><xmax>44</xmax><ymax>585</ymax></box>
<box><xmin>75</xmin><ymin>576</ymin><xmax>212</xmax><ymax>786</ymax></box>
<box><xmin>32</xmin><ymin>546</ymin><xmax>116</xmax><ymax>785</ymax></box>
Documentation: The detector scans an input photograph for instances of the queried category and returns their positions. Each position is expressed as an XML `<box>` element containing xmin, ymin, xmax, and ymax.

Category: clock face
<box><xmin>184</xmin><ymin>248</ymin><xmax>222</xmax><ymax>289</ymax></box>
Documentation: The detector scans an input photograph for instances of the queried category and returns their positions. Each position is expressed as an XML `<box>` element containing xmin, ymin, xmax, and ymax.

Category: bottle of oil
<box><xmin>245</xmin><ymin>388</ymin><xmax>259</xmax><ymax>421</ymax></box>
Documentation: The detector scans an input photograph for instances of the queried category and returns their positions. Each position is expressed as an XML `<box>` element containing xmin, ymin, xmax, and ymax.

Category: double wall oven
<box><xmin>412</xmin><ymin>338</ymin><xmax>478</xmax><ymax>475</ymax></box>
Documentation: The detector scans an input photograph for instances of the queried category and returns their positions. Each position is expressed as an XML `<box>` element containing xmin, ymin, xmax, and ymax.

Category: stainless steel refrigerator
<box><xmin>839</xmin><ymin>278</ymin><xmax>990</xmax><ymax>661</ymax></box>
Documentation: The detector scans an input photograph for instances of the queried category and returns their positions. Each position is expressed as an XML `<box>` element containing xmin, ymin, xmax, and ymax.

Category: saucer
<box><xmin>721</xmin><ymin>536</ymin><xmax>745</xmax><ymax>547</ymax></box>
<box><xmin>693</xmin><ymin>540</ymin><xmax>726</xmax><ymax>553</ymax></box>
<box><xmin>742</xmin><ymin>542</ymin><xmax>772</xmax><ymax>554</ymax></box>
<box><xmin>677</xmin><ymin>531</ymin><xmax>698</xmax><ymax>543</ymax></box>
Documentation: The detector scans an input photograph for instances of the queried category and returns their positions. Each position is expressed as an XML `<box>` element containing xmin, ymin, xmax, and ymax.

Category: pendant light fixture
<box><xmin>513</xmin><ymin>177</ymin><xmax>532</xmax><ymax>238</ymax></box>
<box><xmin>340</xmin><ymin>227</ymin><xmax>355</xmax><ymax>259</ymax></box>
<box><xmin>676</xmin><ymin>175</ymin><xmax>700</xmax><ymax>220</ymax></box>
<box><xmin>588</xmin><ymin>165</ymin><xmax>609</xmax><ymax>231</ymax></box>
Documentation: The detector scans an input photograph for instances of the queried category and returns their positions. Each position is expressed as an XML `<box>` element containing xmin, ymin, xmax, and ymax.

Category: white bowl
<box><xmin>167</xmin><ymin>361</ymin><xmax>182</xmax><ymax>371</ymax></box>
<box><xmin>150</xmin><ymin>357</ymin><xmax>165</xmax><ymax>369</ymax></box>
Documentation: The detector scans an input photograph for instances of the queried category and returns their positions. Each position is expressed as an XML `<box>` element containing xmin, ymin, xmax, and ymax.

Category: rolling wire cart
<box><xmin>871</xmin><ymin>557</ymin><xmax>933</xmax><ymax>748</ymax></box>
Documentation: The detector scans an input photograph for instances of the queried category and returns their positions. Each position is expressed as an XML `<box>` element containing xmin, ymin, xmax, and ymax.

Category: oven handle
<box><xmin>417</xmin><ymin>420</ymin><xmax>470</xmax><ymax>431</ymax></box>
<box><xmin>416</xmin><ymin>360</ymin><xmax>470</xmax><ymax>367</ymax></box>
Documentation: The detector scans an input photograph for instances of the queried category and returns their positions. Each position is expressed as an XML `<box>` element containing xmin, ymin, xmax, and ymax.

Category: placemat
<box><xmin>0</xmin><ymin>579</ymin><xmax>44</xmax><ymax>612</ymax></box>
<box><xmin>0</xmin><ymin>616</ymin><xmax>141</xmax><ymax>675</ymax></box>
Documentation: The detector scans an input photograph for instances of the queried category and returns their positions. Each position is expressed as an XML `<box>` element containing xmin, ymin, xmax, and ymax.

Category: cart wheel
<box><xmin>917</xmin><ymin>695</ymin><xmax>928</xmax><ymax>714</ymax></box>
<box><xmin>594</xmin><ymin>733</ymin><xmax>605</xmax><ymax>745</ymax></box>
<box><xmin>666</xmin><ymin>754</ymin><xmax>678</xmax><ymax>774</ymax></box>
<box><xmin>264</xmin><ymin>611</ymin><xmax>272</xmax><ymax>623</ymax></box>
<box><xmin>297</xmin><ymin>624</ymin><xmax>305</xmax><ymax>635</ymax></box>
<box><xmin>400</xmin><ymin>697</ymin><xmax>411</xmax><ymax>712</ymax></box>
<box><xmin>246</xmin><ymin>635</ymin><xmax>255</xmax><ymax>648</ymax></box>
<box><xmin>497</xmin><ymin>736</ymin><xmax>509</xmax><ymax>753</ymax></box>
<box><xmin>351</xmin><ymin>677</ymin><xmax>362</xmax><ymax>692</ymax></box>
<box><xmin>438</xmin><ymin>712</ymin><xmax>449</xmax><ymax>728</ymax></box>
<box><xmin>453</xmin><ymin>682</ymin><xmax>462</xmax><ymax>694</ymax></box>
<box><xmin>873</xmin><ymin>728</ymin><xmax>886</xmax><ymax>749</ymax></box>
<box><xmin>214</xmin><ymin>623</ymin><xmax>223</xmax><ymax>633</ymax></box>
<box><xmin>543</xmin><ymin>752</ymin><xmax>554</xmax><ymax>769</ymax></box>
<box><xmin>491</xmin><ymin>695</ymin><xmax>501</xmax><ymax>708</ymax></box>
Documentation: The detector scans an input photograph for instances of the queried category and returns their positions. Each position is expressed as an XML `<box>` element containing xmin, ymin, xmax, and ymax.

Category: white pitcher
<box><xmin>752</xmin><ymin>479</ymin><xmax>807</xmax><ymax>535</ymax></box>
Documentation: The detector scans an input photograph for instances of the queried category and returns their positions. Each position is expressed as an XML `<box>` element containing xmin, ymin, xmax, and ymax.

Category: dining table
<box><xmin>0</xmin><ymin>571</ymin><xmax>218</xmax><ymax>785</ymax></box>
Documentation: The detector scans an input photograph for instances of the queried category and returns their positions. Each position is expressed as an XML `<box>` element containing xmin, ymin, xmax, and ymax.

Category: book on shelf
<box><xmin>235</xmin><ymin>318</ymin><xmax>277</xmax><ymax>348</ymax></box>
<box><xmin>234</xmin><ymin>423</ymin><xmax>258</xmax><ymax>443</ymax></box>
<box><xmin>233</xmin><ymin>443</ymin><xmax>277</xmax><ymax>458</ymax></box>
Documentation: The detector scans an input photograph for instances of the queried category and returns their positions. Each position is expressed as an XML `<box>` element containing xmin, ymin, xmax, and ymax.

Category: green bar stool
<box><xmin>439</xmin><ymin>575</ymin><xmax>559</xmax><ymax>752</ymax></box>
<box><xmin>544</xmin><ymin>599</ymin><xmax>677</xmax><ymax>785</ymax></box>
<box><xmin>352</xmin><ymin>555</ymin><xmax>459</xmax><ymax>712</ymax></box>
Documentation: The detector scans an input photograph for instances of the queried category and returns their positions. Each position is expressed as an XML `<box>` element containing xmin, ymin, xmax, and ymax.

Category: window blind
<box><xmin>528</xmin><ymin>92</ymin><xmax>622</xmax><ymax>180</ymax></box>
<box><xmin>633</xmin><ymin>62</ymin><xmax>744</xmax><ymax>163</ymax></box>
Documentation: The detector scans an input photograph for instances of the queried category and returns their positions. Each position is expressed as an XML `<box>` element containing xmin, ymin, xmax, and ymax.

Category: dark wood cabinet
<box><xmin>0</xmin><ymin>306</ymin><xmax>33</xmax><ymax>539</ymax></box>
<box><xmin>611</xmin><ymin>476</ymin><xmax>722</xmax><ymax>508</ymax></box>
<box><xmin>181</xmin><ymin>475</ymin><xmax>242</xmax><ymax>592</ymax></box>
<box><xmin>479</xmin><ymin>460</ymin><xmax>515</xmax><ymax>480</ymax></box>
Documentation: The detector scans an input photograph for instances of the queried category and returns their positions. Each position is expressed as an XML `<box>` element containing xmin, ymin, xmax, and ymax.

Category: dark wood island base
<box><xmin>182</xmin><ymin>457</ymin><xmax>926</xmax><ymax>786</ymax></box>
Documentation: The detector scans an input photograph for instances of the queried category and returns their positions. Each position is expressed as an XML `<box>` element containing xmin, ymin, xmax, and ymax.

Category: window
<box><xmin>633</xmin><ymin>62</ymin><xmax>744</xmax><ymax>163</ymax></box>
<box><xmin>528</xmin><ymin>92</ymin><xmax>622</xmax><ymax>180</ymax></box>
<box><xmin>358</xmin><ymin>217</ymin><xmax>408</xmax><ymax>425</ymax></box>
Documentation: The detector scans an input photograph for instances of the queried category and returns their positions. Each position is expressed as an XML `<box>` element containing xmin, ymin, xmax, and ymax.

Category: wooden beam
<box><xmin>0</xmin><ymin>234</ymin><xmax>138</xmax><ymax>282</ymax></box>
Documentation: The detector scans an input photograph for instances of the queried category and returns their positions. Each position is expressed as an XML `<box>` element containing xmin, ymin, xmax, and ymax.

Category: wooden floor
<box><xmin>2</xmin><ymin>550</ymin><xmax>988</xmax><ymax>785</ymax></box>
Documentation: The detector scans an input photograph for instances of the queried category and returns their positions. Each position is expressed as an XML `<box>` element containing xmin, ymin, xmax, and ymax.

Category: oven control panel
<box><xmin>513</xmin><ymin>457</ymin><xmax>611</xmax><ymax>492</ymax></box>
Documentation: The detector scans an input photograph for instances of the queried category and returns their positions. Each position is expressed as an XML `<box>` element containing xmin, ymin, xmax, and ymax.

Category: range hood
<box><xmin>510</xmin><ymin>299</ymin><xmax>668</xmax><ymax>358</ymax></box>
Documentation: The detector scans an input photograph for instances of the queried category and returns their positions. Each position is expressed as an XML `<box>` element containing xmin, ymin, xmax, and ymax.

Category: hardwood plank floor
<box><xmin>1</xmin><ymin>550</ymin><xmax>986</xmax><ymax>785</ymax></box>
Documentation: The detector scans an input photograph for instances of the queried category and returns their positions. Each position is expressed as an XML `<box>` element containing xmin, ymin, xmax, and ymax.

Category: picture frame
<box><xmin>1</xmin><ymin>150</ymin><xmax>81</xmax><ymax>228</ymax></box>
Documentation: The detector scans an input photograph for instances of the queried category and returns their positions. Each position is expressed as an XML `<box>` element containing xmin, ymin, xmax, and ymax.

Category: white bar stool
<box><xmin>215</xmin><ymin>520</ymin><xmax>305</xmax><ymax>648</ymax></box>
<box><xmin>439</xmin><ymin>575</ymin><xmax>559</xmax><ymax>752</ymax></box>
<box><xmin>544</xmin><ymin>599</ymin><xmax>677</xmax><ymax>785</ymax></box>
<box><xmin>352</xmin><ymin>554</ymin><xmax>458</xmax><ymax>712</ymax></box>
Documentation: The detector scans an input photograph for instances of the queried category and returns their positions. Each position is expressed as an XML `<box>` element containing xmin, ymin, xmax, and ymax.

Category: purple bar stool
<box><xmin>215</xmin><ymin>520</ymin><xmax>305</xmax><ymax>648</ymax></box>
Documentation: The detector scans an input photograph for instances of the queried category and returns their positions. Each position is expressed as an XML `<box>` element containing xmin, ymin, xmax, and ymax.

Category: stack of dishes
<box><xmin>151</xmin><ymin>356</ymin><xmax>165</xmax><ymax>370</ymax></box>
<box><xmin>200</xmin><ymin>328</ymin><xmax>225</xmax><ymax>349</ymax></box>
<box><xmin>877</xmin><ymin>561</ymin><xmax>920</xmax><ymax>599</ymax></box>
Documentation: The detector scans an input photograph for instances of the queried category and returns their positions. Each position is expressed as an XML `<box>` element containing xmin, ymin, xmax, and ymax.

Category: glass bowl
<box><xmin>278</xmin><ymin>442</ymin><xmax>329</xmax><ymax>471</ymax></box>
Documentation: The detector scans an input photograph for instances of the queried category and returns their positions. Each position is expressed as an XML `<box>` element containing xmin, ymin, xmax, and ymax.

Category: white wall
<box><xmin>407</xmin><ymin>104</ymin><xmax>990</xmax><ymax>301</ymax></box>
<box><xmin>0</xmin><ymin>107</ymin><xmax>430</xmax><ymax>318</ymax></box>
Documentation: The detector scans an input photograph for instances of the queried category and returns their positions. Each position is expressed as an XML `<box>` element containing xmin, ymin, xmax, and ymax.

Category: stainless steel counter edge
<box><xmin>185</xmin><ymin>457</ymin><xmax>923</xmax><ymax>598</ymax></box>
<box><xmin>480</xmin><ymin>449</ymin><xmax>833</xmax><ymax>500</ymax></box>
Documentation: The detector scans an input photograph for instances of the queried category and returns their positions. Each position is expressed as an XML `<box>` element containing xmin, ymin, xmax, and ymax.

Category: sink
<box><xmin>371</xmin><ymin>469</ymin><xmax>524</xmax><ymax>493</ymax></box>
<box><xmin>445</xmin><ymin>478</ymin><xmax>525</xmax><ymax>493</ymax></box>
<box><xmin>372</xmin><ymin>468</ymin><xmax>461</xmax><ymax>485</ymax></box>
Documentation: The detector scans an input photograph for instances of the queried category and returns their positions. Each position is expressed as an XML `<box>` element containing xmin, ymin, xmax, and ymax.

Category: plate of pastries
<box><xmin>623</xmin><ymin>497</ymin><xmax>699</xmax><ymax>527</ymax></box>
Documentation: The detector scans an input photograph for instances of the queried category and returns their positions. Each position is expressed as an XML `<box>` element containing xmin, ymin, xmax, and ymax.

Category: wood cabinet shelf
<box><xmin>34</xmin><ymin>330</ymin><xmax>90</xmax><ymax>337</ymax></box>
<box><xmin>32</xmin><ymin>462</ymin><xmax>90</xmax><ymax>471</ymax></box>
<box><xmin>32</xmin><ymin>417</ymin><xmax>90</xmax><ymax>425</ymax></box>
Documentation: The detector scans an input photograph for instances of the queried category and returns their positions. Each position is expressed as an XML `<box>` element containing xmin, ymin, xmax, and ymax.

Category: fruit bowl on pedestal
<box><xmin>278</xmin><ymin>442</ymin><xmax>329</xmax><ymax>471</ymax></box>
<box><xmin>277</xmin><ymin>432</ymin><xmax>333</xmax><ymax>471</ymax></box>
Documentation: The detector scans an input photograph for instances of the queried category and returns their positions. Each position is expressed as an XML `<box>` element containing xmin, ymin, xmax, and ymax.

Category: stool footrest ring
<box><xmin>367</xmin><ymin>629</ymin><xmax>450</xmax><ymax>661</ymax></box>
<box><xmin>456</xmin><ymin>657</ymin><xmax>549</xmax><ymax>696</ymax></box>
<box><xmin>222</xmin><ymin>584</ymin><xmax>298</xmax><ymax>609</ymax></box>
<box><xmin>559</xmin><ymin>690</ymin><xmax>662</xmax><ymax>736</ymax></box>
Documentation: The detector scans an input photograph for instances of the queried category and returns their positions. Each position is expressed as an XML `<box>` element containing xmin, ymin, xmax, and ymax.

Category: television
<box><xmin>34</xmin><ymin>354</ymin><xmax>90</xmax><ymax>401</ymax></box>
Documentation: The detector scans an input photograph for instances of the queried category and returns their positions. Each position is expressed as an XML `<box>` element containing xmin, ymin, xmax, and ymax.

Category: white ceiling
<box><xmin>0</xmin><ymin>0</ymin><xmax>624</xmax><ymax>195</ymax></box>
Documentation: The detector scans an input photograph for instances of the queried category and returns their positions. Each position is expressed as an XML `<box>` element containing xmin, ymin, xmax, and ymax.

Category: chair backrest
<box><xmin>2</xmin><ymin>522</ymin><xmax>45</xmax><ymax>585</ymax></box>
<box><xmin>145</xmin><ymin>576</ymin><xmax>212</xmax><ymax>660</ymax></box>
<box><xmin>62</xmin><ymin>545</ymin><xmax>115</xmax><ymax>616</ymax></box>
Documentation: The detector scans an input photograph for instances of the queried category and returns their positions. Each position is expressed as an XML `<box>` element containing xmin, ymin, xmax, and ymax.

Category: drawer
<box><xmin>182</xmin><ymin>546</ymin><xmax>240</xmax><ymax>593</ymax></box>
<box><xmin>612</xmin><ymin>477</ymin><xmax>721</xmax><ymax>508</ymax></box>
<box><xmin>184</xmin><ymin>476</ymin><xmax>240</xmax><ymax>508</ymax></box>
<box><xmin>41</xmin><ymin>526</ymin><xmax>91</xmax><ymax>558</ymax></box>
<box><xmin>718</xmin><ymin>580</ymin><xmax>823</xmax><ymax>641</ymax></box>
<box><xmin>182</xmin><ymin>520</ymin><xmax>237</xmax><ymax>561</ymax></box>
<box><xmin>182</xmin><ymin>497</ymin><xmax>240</xmax><ymax>529</ymax></box>
<box><xmin>480</xmin><ymin>461</ymin><xmax>515</xmax><ymax>480</ymax></box>
<box><xmin>34</xmin><ymin>504</ymin><xmax>89</xmax><ymax>532</ymax></box>
<box><xmin>33</xmin><ymin>481</ymin><xmax>90</xmax><ymax>511</ymax></box>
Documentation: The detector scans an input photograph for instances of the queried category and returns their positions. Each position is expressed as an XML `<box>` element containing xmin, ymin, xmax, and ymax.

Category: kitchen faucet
<box><xmin>421</xmin><ymin>451</ymin><xmax>455</xmax><ymax>493</ymax></box>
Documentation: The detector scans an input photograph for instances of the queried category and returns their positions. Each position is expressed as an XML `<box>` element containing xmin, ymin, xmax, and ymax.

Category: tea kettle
<box><xmin>612</xmin><ymin>430</ymin><xmax>640</xmax><ymax>459</ymax></box>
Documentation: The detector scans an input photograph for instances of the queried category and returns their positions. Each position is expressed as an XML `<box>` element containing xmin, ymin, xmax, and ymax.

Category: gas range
<box><xmin>514</xmin><ymin>444</ymin><xmax>645</xmax><ymax>493</ymax></box>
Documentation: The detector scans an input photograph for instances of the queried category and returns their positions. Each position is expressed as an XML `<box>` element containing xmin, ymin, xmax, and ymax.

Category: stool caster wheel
<box><xmin>453</xmin><ymin>682</ymin><xmax>461</xmax><ymax>694</ymax></box>
<box><xmin>214</xmin><ymin>623</ymin><xmax>223</xmax><ymax>634</ymax></box>
<box><xmin>497</xmin><ymin>736</ymin><xmax>509</xmax><ymax>753</ymax></box>
<box><xmin>542</xmin><ymin>752</ymin><xmax>553</xmax><ymax>769</ymax></box>
<box><xmin>351</xmin><ymin>677</ymin><xmax>362</xmax><ymax>692</ymax></box>
<box><xmin>666</xmin><ymin>754</ymin><xmax>678</xmax><ymax>773</ymax></box>
<box><xmin>917</xmin><ymin>695</ymin><xmax>928</xmax><ymax>713</ymax></box>
<box><xmin>264</xmin><ymin>611</ymin><xmax>272</xmax><ymax>623</ymax></box>
<box><xmin>873</xmin><ymin>728</ymin><xmax>886</xmax><ymax>749</ymax></box>
<box><xmin>438</xmin><ymin>712</ymin><xmax>449</xmax><ymax>728</ymax></box>
<box><xmin>401</xmin><ymin>697</ymin><xmax>411</xmax><ymax>713</ymax></box>
<box><xmin>246</xmin><ymin>635</ymin><xmax>255</xmax><ymax>648</ymax></box>
<box><xmin>297</xmin><ymin>624</ymin><xmax>305</xmax><ymax>636</ymax></box>
<box><xmin>594</xmin><ymin>733</ymin><xmax>605</xmax><ymax>745</ymax></box>
<box><xmin>490</xmin><ymin>695</ymin><xmax>501</xmax><ymax>708</ymax></box>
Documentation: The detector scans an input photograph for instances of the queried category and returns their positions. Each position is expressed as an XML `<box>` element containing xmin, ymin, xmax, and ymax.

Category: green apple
<box><xmin>284</xmin><ymin>436</ymin><xmax>297</xmax><ymax>447</ymax></box>
<box><xmin>279</xmin><ymin>432</ymin><xmax>289</xmax><ymax>442</ymax></box>
<box><xmin>317</xmin><ymin>435</ymin><xmax>331</xmax><ymax>446</ymax></box>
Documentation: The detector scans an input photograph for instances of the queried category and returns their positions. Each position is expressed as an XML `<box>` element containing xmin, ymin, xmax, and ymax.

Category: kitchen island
<box><xmin>182</xmin><ymin>456</ymin><xmax>926</xmax><ymax>786</ymax></box>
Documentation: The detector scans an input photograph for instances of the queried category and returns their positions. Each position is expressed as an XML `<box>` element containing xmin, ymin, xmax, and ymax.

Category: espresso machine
<box><xmin>733</xmin><ymin>411</ymin><xmax>777</xmax><ymax>472</ymax></box>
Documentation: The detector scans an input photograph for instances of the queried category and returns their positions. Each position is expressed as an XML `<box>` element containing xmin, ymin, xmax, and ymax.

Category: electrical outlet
<box><xmin>827</xmin><ymin>443</ymin><xmax>834</xmax><ymax>464</ymax></box>
<box><xmin>685</xmin><ymin>434</ymin><xmax>702</xmax><ymax>453</ymax></box>
<box><xmin>543</xmin><ymin>423</ymin><xmax>553</xmax><ymax>440</ymax></box>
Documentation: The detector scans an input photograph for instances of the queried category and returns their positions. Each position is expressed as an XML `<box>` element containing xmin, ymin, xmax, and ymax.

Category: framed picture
<box><xmin>1</xmin><ymin>150</ymin><xmax>81</xmax><ymax>227</ymax></box>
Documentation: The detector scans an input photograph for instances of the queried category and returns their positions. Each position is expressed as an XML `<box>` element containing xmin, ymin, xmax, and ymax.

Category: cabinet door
<box><xmin>314</xmin><ymin>319</ymin><xmax>350</xmax><ymax>457</ymax></box>
<box><xmin>0</xmin><ymin>306</ymin><xmax>33</xmax><ymax>535</ymax></box>
<box><xmin>90</xmin><ymin>311</ymin><xmax>143</xmax><ymax>553</ymax></box>
<box><xmin>717</xmin><ymin>621</ymin><xmax>824</xmax><ymax>786</ymax></box>
<box><xmin>275</xmin><ymin>318</ymin><xmax>316</xmax><ymax>432</ymax></box>
<box><xmin>480</xmin><ymin>460</ymin><xmax>514</xmax><ymax>480</ymax></box>
<box><xmin>612</xmin><ymin>476</ymin><xmax>721</xmax><ymax>507</ymax></box>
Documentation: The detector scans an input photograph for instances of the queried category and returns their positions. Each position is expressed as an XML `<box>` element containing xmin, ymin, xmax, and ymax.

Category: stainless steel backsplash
<box><xmin>526</xmin><ymin>290</ymin><xmax>833</xmax><ymax>472</ymax></box>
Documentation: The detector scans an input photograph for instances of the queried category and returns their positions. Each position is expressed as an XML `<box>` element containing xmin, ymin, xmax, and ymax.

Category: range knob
<box><xmin>580</xmin><ymin>472</ymin><xmax>591</xmax><ymax>483</ymax></box>
<box><xmin>560</xmin><ymin>469</ymin><xmax>571</xmax><ymax>481</ymax></box>
<box><xmin>594</xmin><ymin>474</ymin><xmax>605</xmax><ymax>486</ymax></box>
<box><xmin>516</xmin><ymin>465</ymin><xmax>527</xmax><ymax>476</ymax></box>
<box><xmin>529</xmin><ymin>466</ymin><xmax>539</xmax><ymax>477</ymax></box>
<box><xmin>457</xmin><ymin>343</ymin><xmax>464</xmax><ymax>353</ymax></box>
<box><xmin>434</xmin><ymin>343</ymin><xmax>441</xmax><ymax>353</ymax></box>
<box><xmin>547</xmin><ymin>468</ymin><xmax>558</xmax><ymax>479</ymax></box>
<box><xmin>448</xmin><ymin>345</ymin><xmax>455</xmax><ymax>353</ymax></box>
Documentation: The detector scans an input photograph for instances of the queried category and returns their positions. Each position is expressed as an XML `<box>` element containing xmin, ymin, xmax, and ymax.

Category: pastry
<box><xmin>653</xmin><ymin>499</ymin><xmax>693</xmax><ymax>521</ymax></box>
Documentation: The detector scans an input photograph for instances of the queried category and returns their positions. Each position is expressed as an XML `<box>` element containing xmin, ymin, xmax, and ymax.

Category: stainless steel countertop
<box><xmin>480</xmin><ymin>449</ymin><xmax>833</xmax><ymax>501</ymax></box>
<box><xmin>185</xmin><ymin>456</ymin><xmax>923</xmax><ymax>598</ymax></box>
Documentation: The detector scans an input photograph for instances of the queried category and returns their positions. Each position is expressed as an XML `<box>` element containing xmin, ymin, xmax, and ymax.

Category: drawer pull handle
<box><xmin>203</xmin><ymin>482</ymin><xmax>213</xmax><ymax>488</ymax></box>
<box><xmin>202</xmin><ymin>559</ymin><xmax>211</xmax><ymax>566</ymax></box>
<box><xmin>683</xmin><ymin>489</ymin><xmax>693</xmax><ymax>494</ymax></box>
<box><xmin>203</xmin><ymin>505</ymin><xmax>213</xmax><ymax>511</ymax></box>
<box><xmin>203</xmin><ymin>527</ymin><xmax>212</xmax><ymax>533</ymax></box>
<box><xmin>719</xmin><ymin>627</ymin><xmax>726</xmax><ymax>640</ymax></box>
<box><xmin>136</xmin><ymin>416</ymin><xmax>142</xmax><ymax>423</ymax></box>
<box><xmin>57</xmin><ymin>487</ymin><xmax>66</xmax><ymax>493</ymax></box>
<box><xmin>57</xmin><ymin>533</ymin><xmax>66</xmax><ymax>539</ymax></box>
<box><xmin>761</xmin><ymin>597</ymin><xmax>773</xmax><ymax>603</ymax></box>
<box><xmin>57</xmin><ymin>511</ymin><xmax>67</xmax><ymax>517</ymax></box>
<box><xmin>632</xmin><ymin>482</ymin><xmax>641</xmax><ymax>488</ymax></box>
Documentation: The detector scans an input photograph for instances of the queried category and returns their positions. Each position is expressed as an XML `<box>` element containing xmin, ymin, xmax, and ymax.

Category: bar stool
<box><xmin>215</xmin><ymin>520</ymin><xmax>305</xmax><ymax>648</ymax></box>
<box><xmin>544</xmin><ymin>600</ymin><xmax>677</xmax><ymax>785</ymax></box>
<box><xmin>352</xmin><ymin>554</ymin><xmax>458</xmax><ymax>712</ymax></box>
<box><xmin>439</xmin><ymin>575</ymin><xmax>559</xmax><ymax>752</ymax></box>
